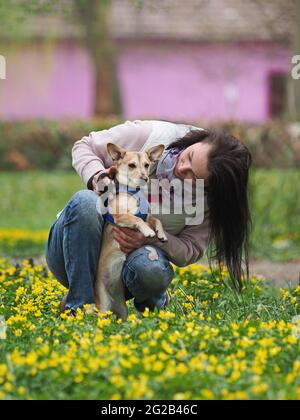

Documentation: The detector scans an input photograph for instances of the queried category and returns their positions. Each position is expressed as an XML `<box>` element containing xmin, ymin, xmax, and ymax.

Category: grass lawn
<box><xmin>0</xmin><ymin>169</ymin><xmax>299</xmax><ymax>261</ymax></box>
<box><xmin>0</xmin><ymin>170</ymin><xmax>299</xmax><ymax>400</ymax></box>
<box><xmin>0</xmin><ymin>260</ymin><xmax>300</xmax><ymax>400</ymax></box>
<box><xmin>250</xmin><ymin>169</ymin><xmax>300</xmax><ymax>261</ymax></box>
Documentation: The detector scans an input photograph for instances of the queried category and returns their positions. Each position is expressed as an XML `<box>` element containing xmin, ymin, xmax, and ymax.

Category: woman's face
<box><xmin>174</xmin><ymin>142</ymin><xmax>211</xmax><ymax>184</ymax></box>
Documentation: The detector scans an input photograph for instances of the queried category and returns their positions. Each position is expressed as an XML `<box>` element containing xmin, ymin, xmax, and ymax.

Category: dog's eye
<box><xmin>128</xmin><ymin>163</ymin><xmax>136</xmax><ymax>169</ymax></box>
<box><xmin>145</xmin><ymin>163</ymin><xmax>150</xmax><ymax>169</ymax></box>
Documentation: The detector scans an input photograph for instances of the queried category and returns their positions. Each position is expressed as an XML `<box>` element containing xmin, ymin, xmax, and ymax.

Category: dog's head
<box><xmin>107</xmin><ymin>143</ymin><xmax>165</xmax><ymax>188</ymax></box>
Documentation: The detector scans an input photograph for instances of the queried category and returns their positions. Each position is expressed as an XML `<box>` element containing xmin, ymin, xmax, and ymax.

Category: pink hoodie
<box><xmin>72</xmin><ymin>120</ymin><xmax>211</xmax><ymax>267</ymax></box>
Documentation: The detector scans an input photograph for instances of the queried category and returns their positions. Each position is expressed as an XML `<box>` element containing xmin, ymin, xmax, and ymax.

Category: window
<box><xmin>269</xmin><ymin>72</ymin><xmax>288</xmax><ymax>118</ymax></box>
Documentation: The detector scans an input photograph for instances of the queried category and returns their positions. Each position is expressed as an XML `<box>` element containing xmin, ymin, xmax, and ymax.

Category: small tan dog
<box><xmin>95</xmin><ymin>143</ymin><xmax>168</xmax><ymax>321</ymax></box>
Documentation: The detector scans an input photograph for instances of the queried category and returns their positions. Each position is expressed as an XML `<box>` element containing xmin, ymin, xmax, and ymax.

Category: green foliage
<box><xmin>249</xmin><ymin>169</ymin><xmax>300</xmax><ymax>261</ymax></box>
<box><xmin>0</xmin><ymin>0</ymin><xmax>142</xmax><ymax>40</ymax></box>
<box><xmin>212</xmin><ymin>120</ymin><xmax>300</xmax><ymax>169</ymax></box>
<box><xmin>0</xmin><ymin>119</ymin><xmax>122</xmax><ymax>171</ymax></box>
<box><xmin>0</xmin><ymin>119</ymin><xmax>299</xmax><ymax>171</ymax></box>
<box><xmin>0</xmin><ymin>0</ymin><xmax>61</xmax><ymax>38</ymax></box>
<box><xmin>0</xmin><ymin>169</ymin><xmax>299</xmax><ymax>261</ymax></box>
<box><xmin>0</xmin><ymin>171</ymin><xmax>82</xmax><ymax>231</ymax></box>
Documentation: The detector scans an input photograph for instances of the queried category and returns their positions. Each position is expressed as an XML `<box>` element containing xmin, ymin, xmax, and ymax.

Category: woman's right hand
<box><xmin>92</xmin><ymin>166</ymin><xmax>117</xmax><ymax>195</ymax></box>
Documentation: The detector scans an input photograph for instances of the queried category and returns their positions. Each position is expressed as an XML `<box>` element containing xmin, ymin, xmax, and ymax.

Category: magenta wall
<box><xmin>0</xmin><ymin>40</ymin><xmax>291</xmax><ymax>122</ymax></box>
<box><xmin>118</xmin><ymin>41</ymin><xmax>291</xmax><ymax>123</ymax></box>
<box><xmin>0</xmin><ymin>41</ymin><xmax>94</xmax><ymax>121</ymax></box>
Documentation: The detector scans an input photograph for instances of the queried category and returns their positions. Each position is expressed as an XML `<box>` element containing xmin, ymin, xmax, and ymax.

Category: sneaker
<box><xmin>134</xmin><ymin>291</ymin><xmax>170</xmax><ymax>313</ymax></box>
<box><xmin>59</xmin><ymin>294</ymin><xmax>68</xmax><ymax>313</ymax></box>
<box><xmin>161</xmin><ymin>291</ymin><xmax>170</xmax><ymax>309</ymax></box>
<box><xmin>59</xmin><ymin>295</ymin><xmax>77</xmax><ymax>317</ymax></box>
<box><xmin>59</xmin><ymin>296</ymin><xmax>98</xmax><ymax>317</ymax></box>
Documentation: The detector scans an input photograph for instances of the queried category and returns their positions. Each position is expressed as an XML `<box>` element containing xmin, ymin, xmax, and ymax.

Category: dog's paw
<box><xmin>159</xmin><ymin>237</ymin><xmax>168</xmax><ymax>243</ymax></box>
<box><xmin>156</xmin><ymin>230</ymin><xmax>168</xmax><ymax>242</ymax></box>
<box><xmin>141</xmin><ymin>226</ymin><xmax>156</xmax><ymax>238</ymax></box>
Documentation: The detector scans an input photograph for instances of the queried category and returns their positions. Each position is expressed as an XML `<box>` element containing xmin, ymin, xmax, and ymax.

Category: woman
<box><xmin>46</xmin><ymin>120</ymin><xmax>252</xmax><ymax>314</ymax></box>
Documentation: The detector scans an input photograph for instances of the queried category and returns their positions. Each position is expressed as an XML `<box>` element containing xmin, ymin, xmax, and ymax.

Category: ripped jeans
<box><xmin>45</xmin><ymin>190</ymin><xmax>174</xmax><ymax>312</ymax></box>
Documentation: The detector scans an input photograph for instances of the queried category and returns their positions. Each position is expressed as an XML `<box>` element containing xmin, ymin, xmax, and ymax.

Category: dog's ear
<box><xmin>107</xmin><ymin>143</ymin><xmax>127</xmax><ymax>162</ymax></box>
<box><xmin>146</xmin><ymin>144</ymin><xmax>165</xmax><ymax>162</ymax></box>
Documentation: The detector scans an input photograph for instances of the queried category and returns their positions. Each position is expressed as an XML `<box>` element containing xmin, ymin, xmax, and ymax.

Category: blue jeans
<box><xmin>45</xmin><ymin>190</ymin><xmax>174</xmax><ymax>312</ymax></box>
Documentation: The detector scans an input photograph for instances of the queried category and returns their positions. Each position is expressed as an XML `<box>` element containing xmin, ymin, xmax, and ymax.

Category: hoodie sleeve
<box><xmin>72</xmin><ymin>120</ymin><xmax>153</xmax><ymax>186</ymax></box>
<box><xmin>144</xmin><ymin>210</ymin><xmax>211</xmax><ymax>267</ymax></box>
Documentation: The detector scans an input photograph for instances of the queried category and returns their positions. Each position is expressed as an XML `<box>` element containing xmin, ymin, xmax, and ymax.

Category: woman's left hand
<box><xmin>113</xmin><ymin>227</ymin><xmax>147</xmax><ymax>253</ymax></box>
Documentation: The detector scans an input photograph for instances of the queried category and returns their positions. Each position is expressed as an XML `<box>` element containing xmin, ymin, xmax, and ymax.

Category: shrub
<box><xmin>0</xmin><ymin>118</ymin><xmax>300</xmax><ymax>170</ymax></box>
<box><xmin>0</xmin><ymin>118</ymin><xmax>122</xmax><ymax>171</ymax></box>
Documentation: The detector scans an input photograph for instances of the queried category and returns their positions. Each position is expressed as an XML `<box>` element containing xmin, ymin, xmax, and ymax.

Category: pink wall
<box><xmin>0</xmin><ymin>41</ymin><xmax>94</xmax><ymax>121</ymax></box>
<box><xmin>0</xmin><ymin>40</ymin><xmax>291</xmax><ymax>122</ymax></box>
<box><xmin>118</xmin><ymin>41</ymin><xmax>291</xmax><ymax>123</ymax></box>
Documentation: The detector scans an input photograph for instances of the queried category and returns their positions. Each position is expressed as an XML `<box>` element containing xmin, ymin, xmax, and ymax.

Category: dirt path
<box><xmin>248</xmin><ymin>258</ymin><xmax>300</xmax><ymax>288</ymax></box>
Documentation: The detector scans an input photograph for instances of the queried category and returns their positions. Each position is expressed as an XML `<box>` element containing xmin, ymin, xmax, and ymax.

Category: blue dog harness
<box><xmin>103</xmin><ymin>182</ymin><xmax>149</xmax><ymax>225</ymax></box>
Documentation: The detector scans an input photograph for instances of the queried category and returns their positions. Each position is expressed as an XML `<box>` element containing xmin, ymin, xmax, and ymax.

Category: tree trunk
<box><xmin>74</xmin><ymin>0</ymin><xmax>121</xmax><ymax>118</ymax></box>
<box><xmin>90</xmin><ymin>35</ymin><xmax>121</xmax><ymax>118</ymax></box>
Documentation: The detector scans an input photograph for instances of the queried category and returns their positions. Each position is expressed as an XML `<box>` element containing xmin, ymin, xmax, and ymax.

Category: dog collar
<box><xmin>103</xmin><ymin>182</ymin><xmax>148</xmax><ymax>225</ymax></box>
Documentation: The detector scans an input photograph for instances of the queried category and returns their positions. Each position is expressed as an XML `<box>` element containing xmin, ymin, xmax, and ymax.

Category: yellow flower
<box><xmin>280</xmin><ymin>289</ymin><xmax>289</xmax><ymax>299</ymax></box>
<box><xmin>236</xmin><ymin>350</ymin><xmax>246</xmax><ymax>359</ymax></box>
<box><xmin>3</xmin><ymin>382</ymin><xmax>13</xmax><ymax>392</ymax></box>
<box><xmin>229</xmin><ymin>371</ymin><xmax>241</xmax><ymax>382</ymax></box>
<box><xmin>286</xmin><ymin>335</ymin><xmax>297</xmax><ymax>345</ymax></box>
<box><xmin>216</xmin><ymin>365</ymin><xmax>226</xmax><ymax>376</ymax></box>
<box><xmin>252</xmin><ymin>383</ymin><xmax>268</xmax><ymax>395</ymax></box>
<box><xmin>176</xmin><ymin>349</ymin><xmax>188</xmax><ymax>360</ymax></box>
<box><xmin>233</xmin><ymin>391</ymin><xmax>248</xmax><ymax>400</ymax></box>
<box><xmin>152</xmin><ymin>361</ymin><xmax>164</xmax><ymax>372</ymax></box>
<box><xmin>202</xmin><ymin>389</ymin><xmax>214</xmax><ymax>399</ymax></box>
<box><xmin>173</xmin><ymin>392</ymin><xmax>192</xmax><ymax>400</ymax></box>
<box><xmin>110</xmin><ymin>393</ymin><xmax>122</xmax><ymax>400</ymax></box>
<box><xmin>159</xmin><ymin>322</ymin><xmax>168</xmax><ymax>331</ymax></box>
<box><xmin>142</xmin><ymin>307</ymin><xmax>150</xmax><ymax>317</ymax></box>
<box><xmin>269</xmin><ymin>347</ymin><xmax>281</xmax><ymax>357</ymax></box>
<box><xmin>291</xmin><ymin>297</ymin><xmax>297</xmax><ymax>305</ymax></box>
<box><xmin>286</xmin><ymin>373</ymin><xmax>295</xmax><ymax>384</ymax></box>
<box><xmin>259</xmin><ymin>338</ymin><xmax>274</xmax><ymax>348</ymax></box>
<box><xmin>74</xmin><ymin>374</ymin><xmax>84</xmax><ymax>383</ymax></box>
<box><xmin>199</xmin><ymin>341</ymin><xmax>206</xmax><ymax>350</ymax></box>
<box><xmin>161</xmin><ymin>340</ymin><xmax>173</xmax><ymax>355</ymax></box>
<box><xmin>199</xmin><ymin>313</ymin><xmax>205</xmax><ymax>321</ymax></box>
<box><xmin>17</xmin><ymin>387</ymin><xmax>26</xmax><ymax>396</ymax></box>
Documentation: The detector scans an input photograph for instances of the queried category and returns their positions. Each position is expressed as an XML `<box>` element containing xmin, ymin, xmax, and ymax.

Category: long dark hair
<box><xmin>167</xmin><ymin>129</ymin><xmax>252</xmax><ymax>291</ymax></box>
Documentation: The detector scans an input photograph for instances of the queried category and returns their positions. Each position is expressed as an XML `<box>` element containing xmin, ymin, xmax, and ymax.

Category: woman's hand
<box><xmin>92</xmin><ymin>166</ymin><xmax>117</xmax><ymax>195</ymax></box>
<box><xmin>113</xmin><ymin>226</ymin><xmax>147</xmax><ymax>253</ymax></box>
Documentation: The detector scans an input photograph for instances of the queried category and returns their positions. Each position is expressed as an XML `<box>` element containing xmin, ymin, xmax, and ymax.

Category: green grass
<box><xmin>0</xmin><ymin>171</ymin><xmax>83</xmax><ymax>230</ymax></box>
<box><xmin>0</xmin><ymin>169</ymin><xmax>299</xmax><ymax>400</ymax></box>
<box><xmin>0</xmin><ymin>169</ymin><xmax>299</xmax><ymax>261</ymax></box>
<box><xmin>249</xmin><ymin>169</ymin><xmax>300</xmax><ymax>261</ymax></box>
<box><xmin>0</xmin><ymin>260</ymin><xmax>300</xmax><ymax>400</ymax></box>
